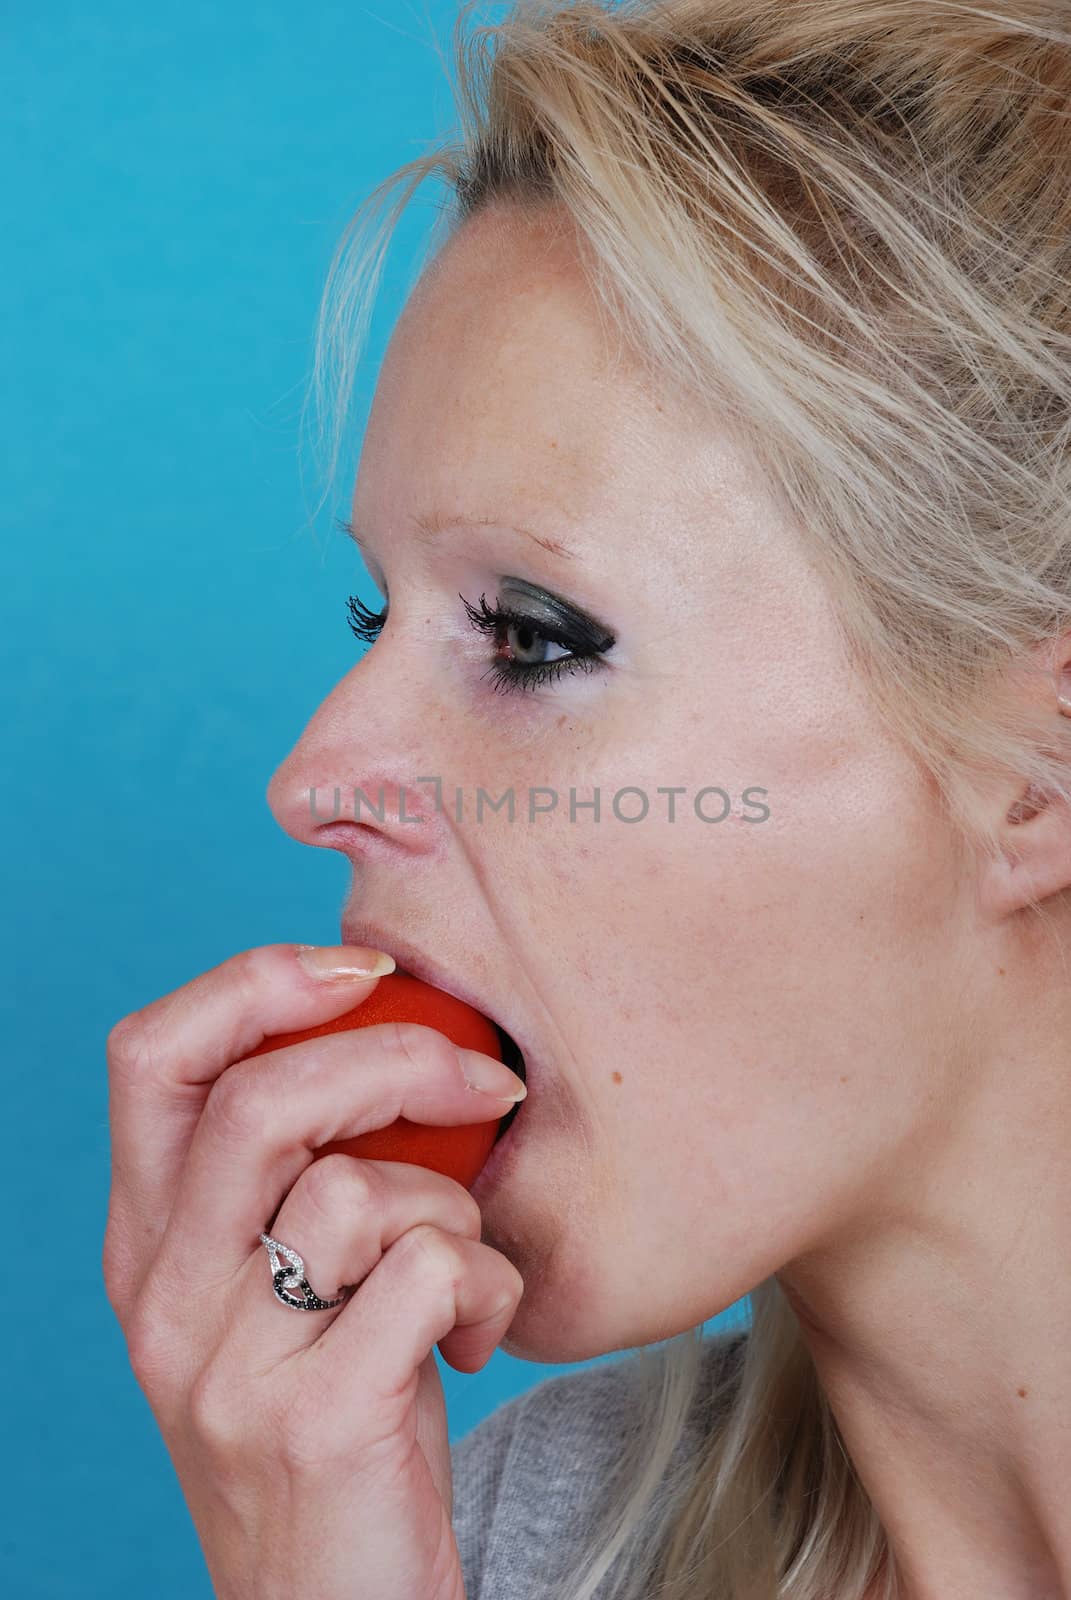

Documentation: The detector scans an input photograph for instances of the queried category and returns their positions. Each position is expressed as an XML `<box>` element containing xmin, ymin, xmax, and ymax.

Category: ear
<box><xmin>977</xmin><ymin>636</ymin><xmax>1071</xmax><ymax>922</ymax></box>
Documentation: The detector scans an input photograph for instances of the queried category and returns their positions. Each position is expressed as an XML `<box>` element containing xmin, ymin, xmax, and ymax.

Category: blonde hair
<box><xmin>302</xmin><ymin>2</ymin><xmax>1071</xmax><ymax>1595</ymax></box>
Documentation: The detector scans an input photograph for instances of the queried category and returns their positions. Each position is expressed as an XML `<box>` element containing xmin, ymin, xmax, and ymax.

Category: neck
<box><xmin>779</xmin><ymin>1031</ymin><xmax>1071</xmax><ymax>1600</ymax></box>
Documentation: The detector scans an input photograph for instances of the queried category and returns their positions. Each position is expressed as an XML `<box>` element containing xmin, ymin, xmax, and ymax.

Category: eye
<box><xmin>502</xmin><ymin>616</ymin><xmax>567</xmax><ymax>667</ymax></box>
<box><xmin>459</xmin><ymin>591</ymin><xmax>614</xmax><ymax>695</ymax></box>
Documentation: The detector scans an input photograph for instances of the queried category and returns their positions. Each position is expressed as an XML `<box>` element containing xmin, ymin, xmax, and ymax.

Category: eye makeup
<box><xmin>345</xmin><ymin>575</ymin><xmax>616</xmax><ymax>697</ymax></box>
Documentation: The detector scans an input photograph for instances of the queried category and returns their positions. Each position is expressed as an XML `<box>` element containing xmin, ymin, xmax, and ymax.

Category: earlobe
<box><xmin>978</xmin><ymin>787</ymin><xmax>1071</xmax><ymax>920</ymax></box>
<box><xmin>1056</xmin><ymin>642</ymin><xmax>1071</xmax><ymax>718</ymax></box>
<box><xmin>975</xmin><ymin>650</ymin><xmax>1071</xmax><ymax>922</ymax></box>
<box><xmin>977</xmin><ymin>691</ymin><xmax>1071</xmax><ymax>922</ymax></box>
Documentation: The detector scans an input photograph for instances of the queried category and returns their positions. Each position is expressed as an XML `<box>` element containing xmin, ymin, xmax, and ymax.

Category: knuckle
<box><xmin>105</xmin><ymin>1000</ymin><xmax>186</xmax><ymax>1088</ymax></box>
<box><xmin>105</xmin><ymin>1013</ymin><xmax>135</xmax><ymax>1060</ymax></box>
<box><xmin>402</xmin><ymin>1223</ymin><xmax>463</xmax><ymax>1288</ymax></box>
<box><xmin>125</xmin><ymin>1299</ymin><xmax>179</xmax><ymax>1397</ymax></box>
<box><xmin>107</xmin><ymin>947</ymin><xmax>276</xmax><ymax>1083</ymax></box>
<box><xmin>106</xmin><ymin>1012</ymin><xmax>156</xmax><ymax>1080</ymax></box>
<box><xmin>188</xmin><ymin>1363</ymin><xmax>242</xmax><ymax>1452</ymax></box>
<box><xmin>384</xmin><ymin>1018</ymin><xmax>458</xmax><ymax>1078</ymax></box>
<box><xmin>501</xmin><ymin>1259</ymin><xmax>526</xmax><ymax>1305</ymax></box>
<box><xmin>301</xmin><ymin>1153</ymin><xmax>378</xmax><ymax>1223</ymax></box>
<box><xmin>225</xmin><ymin>945</ymin><xmax>268</xmax><ymax>1003</ymax></box>
<box><xmin>454</xmin><ymin>1189</ymin><xmax>484</xmax><ymax>1240</ymax></box>
<box><xmin>101</xmin><ymin>1224</ymin><xmax>136</xmax><ymax>1320</ymax></box>
<box><xmin>203</xmin><ymin>1059</ymin><xmax>269</xmax><ymax>1144</ymax></box>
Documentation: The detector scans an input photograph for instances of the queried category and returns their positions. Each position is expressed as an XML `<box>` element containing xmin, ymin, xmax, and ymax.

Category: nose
<box><xmin>266</xmin><ymin>660</ymin><xmax>450</xmax><ymax>865</ymax></box>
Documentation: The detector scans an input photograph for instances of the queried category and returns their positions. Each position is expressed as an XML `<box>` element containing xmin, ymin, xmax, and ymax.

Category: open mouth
<box><xmin>492</xmin><ymin>1022</ymin><xmax>527</xmax><ymax>1144</ymax></box>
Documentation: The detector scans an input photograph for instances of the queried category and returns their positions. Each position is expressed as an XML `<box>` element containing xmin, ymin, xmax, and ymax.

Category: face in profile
<box><xmin>268</xmin><ymin>203</ymin><xmax>980</xmax><ymax>1364</ymax></box>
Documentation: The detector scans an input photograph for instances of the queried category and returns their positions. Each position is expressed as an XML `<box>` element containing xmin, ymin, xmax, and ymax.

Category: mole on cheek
<box><xmin>1017</xmin><ymin>1386</ymin><xmax>1029</xmax><ymax>1398</ymax></box>
<box><xmin>612</xmin><ymin>1070</ymin><xmax>623</xmax><ymax>1084</ymax></box>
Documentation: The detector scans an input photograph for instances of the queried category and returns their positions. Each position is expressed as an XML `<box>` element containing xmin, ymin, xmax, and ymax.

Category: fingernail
<box><xmin>458</xmin><ymin>1048</ymin><xmax>528</xmax><ymax>1101</ymax></box>
<box><xmin>297</xmin><ymin>946</ymin><xmax>397</xmax><ymax>980</ymax></box>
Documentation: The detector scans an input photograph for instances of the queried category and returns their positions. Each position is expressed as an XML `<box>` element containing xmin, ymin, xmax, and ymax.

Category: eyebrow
<box><xmin>335</xmin><ymin>510</ymin><xmax>577</xmax><ymax>564</ymax></box>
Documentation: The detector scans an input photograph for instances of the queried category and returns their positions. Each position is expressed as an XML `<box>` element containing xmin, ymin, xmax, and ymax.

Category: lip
<box><xmin>339</xmin><ymin>920</ymin><xmax>534</xmax><ymax>1100</ymax></box>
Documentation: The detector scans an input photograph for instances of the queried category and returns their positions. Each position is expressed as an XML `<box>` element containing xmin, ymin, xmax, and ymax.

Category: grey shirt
<box><xmin>450</xmin><ymin>1333</ymin><xmax>747</xmax><ymax>1600</ymax></box>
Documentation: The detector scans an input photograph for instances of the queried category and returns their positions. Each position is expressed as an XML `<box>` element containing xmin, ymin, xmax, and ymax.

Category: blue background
<box><xmin>5</xmin><ymin>4</ymin><xmax>749</xmax><ymax>1593</ymax></box>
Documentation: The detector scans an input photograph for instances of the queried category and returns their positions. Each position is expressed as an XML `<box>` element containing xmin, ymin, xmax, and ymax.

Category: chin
<box><xmin>496</xmin><ymin>1308</ymin><xmax>612</xmax><ymax>1365</ymax></box>
<box><xmin>470</xmin><ymin>1091</ymin><xmax>619</xmax><ymax>1361</ymax></box>
<box><xmin>478</xmin><ymin>1229</ymin><xmax>628</xmax><ymax>1364</ymax></box>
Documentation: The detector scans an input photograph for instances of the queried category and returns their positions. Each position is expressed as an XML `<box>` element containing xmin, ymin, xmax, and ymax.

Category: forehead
<box><xmin>350</xmin><ymin>206</ymin><xmax>776</xmax><ymax>583</ymax></box>
<box><xmin>356</xmin><ymin>213</ymin><xmax>671</xmax><ymax>519</ymax></box>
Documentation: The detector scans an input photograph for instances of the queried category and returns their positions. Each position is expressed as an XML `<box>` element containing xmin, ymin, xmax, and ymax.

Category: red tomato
<box><xmin>245</xmin><ymin>971</ymin><xmax>508</xmax><ymax>1188</ymax></box>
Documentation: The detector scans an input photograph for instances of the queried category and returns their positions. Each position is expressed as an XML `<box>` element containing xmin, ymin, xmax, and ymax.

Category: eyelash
<box><xmin>344</xmin><ymin>590</ymin><xmax>612</xmax><ymax>695</ymax></box>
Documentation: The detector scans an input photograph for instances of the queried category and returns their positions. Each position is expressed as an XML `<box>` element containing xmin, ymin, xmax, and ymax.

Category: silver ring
<box><xmin>260</xmin><ymin>1232</ymin><xmax>352</xmax><ymax>1311</ymax></box>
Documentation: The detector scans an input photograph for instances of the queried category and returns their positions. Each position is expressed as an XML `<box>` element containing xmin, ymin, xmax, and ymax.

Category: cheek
<box><xmin>476</xmin><ymin>673</ymin><xmax>956</xmax><ymax>1125</ymax></box>
<box><xmin>519</xmin><ymin>751</ymin><xmax>956</xmax><ymax>1190</ymax></box>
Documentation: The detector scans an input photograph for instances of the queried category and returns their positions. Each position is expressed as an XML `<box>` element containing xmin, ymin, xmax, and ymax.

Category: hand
<box><xmin>103</xmin><ymin>943</ymin><xmax>527</xmax><ymax>1600</ymax></box>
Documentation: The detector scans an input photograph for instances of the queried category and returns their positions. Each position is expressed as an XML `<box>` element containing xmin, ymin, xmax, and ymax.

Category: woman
<box><xmin>103</xmin><ymin>1</ymin><xmax>1071</xmax><ymax>1596</ymax></box>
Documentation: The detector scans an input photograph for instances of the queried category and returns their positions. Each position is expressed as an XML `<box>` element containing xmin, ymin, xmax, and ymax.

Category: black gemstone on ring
<box><xmin>269</xmin><ymin>1260</ymin><xmax>348</xmax><ymax>1309</ymax></box>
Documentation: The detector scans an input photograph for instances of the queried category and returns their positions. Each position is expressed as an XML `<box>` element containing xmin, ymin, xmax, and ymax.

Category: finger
<box><xmin>222</xmin><ymin>1156</ymin><xmax>485</xmax><ymax>1368</ymax></box>
<box><xmin>153</xmin><ymin>1019</ymin><xmax>525</xmax><ymax>1290</ymax></box>
<box><xmin>286</xmin><ymin>1227</ymin><xmax>525</xmax><ymax>1466</ymax></box>
<box><xmin>105</xmin><ymin>943</ymin><xmax>393</xmax><ymax>1311</ymax></box>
